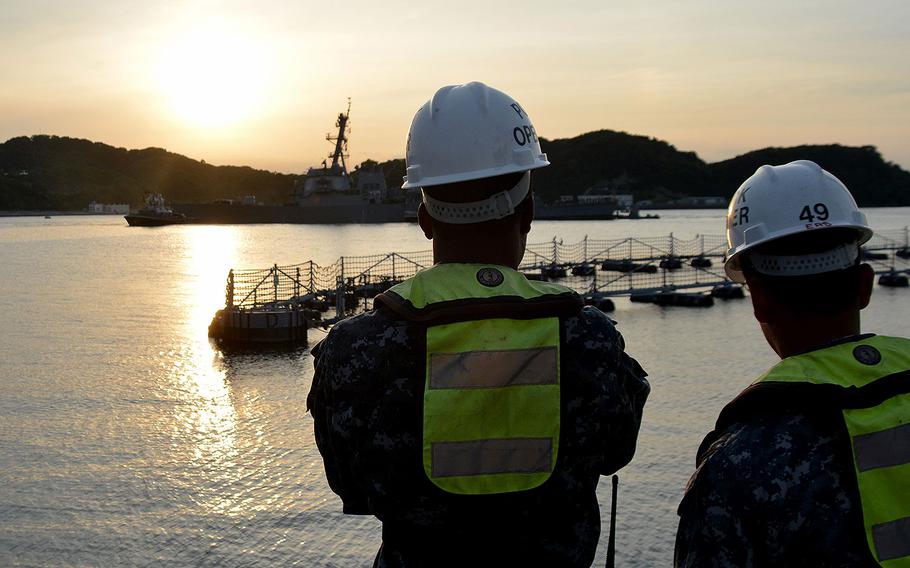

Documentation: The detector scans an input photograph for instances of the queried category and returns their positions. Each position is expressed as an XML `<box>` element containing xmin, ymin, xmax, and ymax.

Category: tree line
<box><xmin>1</xmin><ymin>132</ymin><xmax>907</xmax><ymax>210</ymax></box>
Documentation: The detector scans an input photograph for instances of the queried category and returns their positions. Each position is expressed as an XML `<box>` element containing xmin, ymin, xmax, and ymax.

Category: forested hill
<box><xmin>0</xmin><ymin>135</ymin><xmax>296</xmax><ymax>210</ymax></box>
<box><xmin>533</xmin><ymin>130</ymin><xmax>712</xmax><ymax>204</ymax></box>
<box><xmin>534</xmin><ymin>131</ymin><xmax>910</xmax><ymax>206</ymax></box>
<box><xmin>2</xmin><ymin>133</ymin><xmax>908</xmax><ymax>210</ymax></box>
<box><xmin>708</xmin><ymin>145</ymin><xmax>910</xmax><ymax>207</ymax></box>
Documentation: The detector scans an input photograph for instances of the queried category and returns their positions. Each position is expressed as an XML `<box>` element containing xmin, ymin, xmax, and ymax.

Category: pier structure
<box><xmin>209</xmin><ymin>228</ymin><xmax>910</xmax><ymax>345</ymax></box>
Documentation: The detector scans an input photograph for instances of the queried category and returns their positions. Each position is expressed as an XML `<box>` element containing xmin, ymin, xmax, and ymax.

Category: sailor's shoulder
<box><xmin>317</xmin><ymin>308</ymin><xmax>414</xmax><ymax>363</ymax></box>
<box><xmin>697</xmin><ymin>412</ymin><xmax>848</xmax><ymax>499</ymax></box>
<box><xmin>563</xmin><ymin>305</ymin><xmax>621</xmax><ymax>346</ymax></box>
<box><xmin>330</xmin><ymin>306</ymin><xmax>407</xmax><ymax>335</ymax></box>
<box><xmin>680</xmin><ymin>410</ymin><xmax>865</xmax><ymax>564</ymax></box>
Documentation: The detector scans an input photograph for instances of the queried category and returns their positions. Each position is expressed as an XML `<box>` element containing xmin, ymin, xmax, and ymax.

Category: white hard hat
<box><xmin>403</xmin><ymin>82</ymin><xmax>549</xmax><ymax>223</ymax></box>
<box><xmin>724</xmin><ymin>160</ymin><xmax>873</xmax><ymax>283</ymax></box>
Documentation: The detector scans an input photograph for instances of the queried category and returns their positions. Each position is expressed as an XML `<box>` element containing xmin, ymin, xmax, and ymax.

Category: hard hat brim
<box><xmin>402</xmin><ymin>157</ymin><xmax>549</xmax><ymax>189</ymax></box>
<box><xmin>724</xmin><ymin>223</ymin><xmax>874</xmax><ymax>283</ymax></box>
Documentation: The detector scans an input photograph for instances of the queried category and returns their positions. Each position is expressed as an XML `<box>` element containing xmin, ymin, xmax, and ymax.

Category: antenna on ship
<box><xmin>326</xmin><ymin>97</ymin><xmax>351</xmax><ymax>175</ymax></box>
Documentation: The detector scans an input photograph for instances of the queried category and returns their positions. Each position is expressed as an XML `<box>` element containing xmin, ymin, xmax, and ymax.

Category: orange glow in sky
<box><xmin>1</xmin><ymin>1</ymin><xmax>908</xmax><ymax>173</ymax></box>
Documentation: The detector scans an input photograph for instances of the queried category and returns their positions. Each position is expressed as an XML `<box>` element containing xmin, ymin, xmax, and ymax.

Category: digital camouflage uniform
<box><xmin>308</xmin><ymin>281</ymin><xmax>649</xmax><ymax>567</ymax></box>
<box><xmin>675</xmin><ymin>335</ymin><xmax>885</xmax><ymax>567</ymax></box>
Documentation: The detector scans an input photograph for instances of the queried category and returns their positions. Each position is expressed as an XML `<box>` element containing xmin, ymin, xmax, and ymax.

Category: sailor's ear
<box><xmin>519</xmin><ymin>193</ymin><xmax>534</xmax><ymax>235</ymax></box>
<box><xmin>417</xmin><ymin>203</ymin><xmax>434</xmax><ymax>240</ymax></box>
<box><xmin>746</xmin><ymin>277</ymin><xmax>772</xmax><ymax>324</ymax></box>
<box><xmin>857</xmin><ymin>263</ymin><xmax>874</xmax><ymax>310</ymax></box>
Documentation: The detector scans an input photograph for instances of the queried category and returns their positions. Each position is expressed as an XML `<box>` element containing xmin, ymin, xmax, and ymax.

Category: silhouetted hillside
<box><xmin>361</xmin><ymin>131</ymin><xmax>712</xmax><ymax>203</ymax></box>
<box><xmin>0</xmin><ymin>135</ymin><xmax>295</xmax><ymax>210</ymax></box>
<box><xmin>533</xmin><ymin>130</ymin><xmax>714</xmax><ymax>204</ymax></box>
<box><xmin>708</xmin><ymin>145</ymin><xmax>910</xmax><ymax>206</ymax></box>
<box><xmin>2</xmin><ymin>133</ymin><xmax>908</xmax><ymax>210</ymax></box>
<box><xmin>361</xmin><ymin>134</ymin><xmax>910</xmax><ymax>207</ymax></box>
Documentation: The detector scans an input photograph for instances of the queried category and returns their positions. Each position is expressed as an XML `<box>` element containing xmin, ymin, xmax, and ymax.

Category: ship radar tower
<box><xmin>298</xmin><ymin>99</ymin><xmax>355</xmax><ymax>199</ymax></box>
<box><xmin>326</xmin><ymin>98</ymin><xmax>351</xmax><ymax>175</ymax></box>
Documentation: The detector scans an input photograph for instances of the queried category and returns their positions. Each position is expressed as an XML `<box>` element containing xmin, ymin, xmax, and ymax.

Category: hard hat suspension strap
<box><xmin>748</xmin><ymin>241</ymin><xmax>859</xmax><ymax>277</ymax></box>
<box><xmin>421</xmin><ymin>172</ymin><xmax>530</xmax><ymax>224</ymax></box>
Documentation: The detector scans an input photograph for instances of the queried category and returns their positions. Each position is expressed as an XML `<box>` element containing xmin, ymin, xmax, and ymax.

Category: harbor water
<box><xmin>1</xmin><ymin>209</ymin><xmax>907</xmax><ymax>567</ymax></box>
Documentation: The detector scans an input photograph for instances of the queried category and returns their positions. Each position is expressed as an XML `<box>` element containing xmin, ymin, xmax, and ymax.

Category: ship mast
<box><xmin>326</xmin><ymin>98</ymin><xmax>351</xmax><ymax>174</ymax></box>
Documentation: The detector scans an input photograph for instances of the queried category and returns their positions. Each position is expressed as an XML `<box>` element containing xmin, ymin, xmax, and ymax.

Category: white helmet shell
<box><xmin>401</xmin><ymin>82</ymin><xmax>549</xmax><ymax>189</ymax></box>
<box><xmin>724</xmin><ymin>160</ymin><xmax>873</xmax><ymax>283</ymax></box>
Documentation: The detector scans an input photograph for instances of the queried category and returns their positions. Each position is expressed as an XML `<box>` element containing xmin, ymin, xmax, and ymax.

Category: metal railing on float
<box><xmin>222</xmin><ymin>228</ymin><xmax>910</xmax><ymax>320</ymax></box>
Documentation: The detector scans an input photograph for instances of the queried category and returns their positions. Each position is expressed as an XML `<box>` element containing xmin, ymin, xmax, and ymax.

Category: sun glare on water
<box><xmin>158</xmin><ymin>25</ymin><xmax>270</xmax><ymax>128</ymax></box>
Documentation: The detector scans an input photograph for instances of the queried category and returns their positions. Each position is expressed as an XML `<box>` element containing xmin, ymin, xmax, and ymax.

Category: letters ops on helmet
<box><xmin>402</xmin><ymin>82</ymin><xmax>550</xmax><ymax>224</ymax></box>
<box><xmin>723</xmin><ymin>160</ymin><xmax>873</xmax><ymax>283</ymax></box>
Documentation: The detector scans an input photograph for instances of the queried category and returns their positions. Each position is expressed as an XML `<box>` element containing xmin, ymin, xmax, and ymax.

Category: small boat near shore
<box><xmin>125</xmin><ymin>193</ymin><xmax>193</xmax><ymax>227</ymax></box>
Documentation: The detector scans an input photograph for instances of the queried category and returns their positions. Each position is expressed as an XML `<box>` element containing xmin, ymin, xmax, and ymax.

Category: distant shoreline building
<box><xmin>87</xmin><ymin>201</ymin><xmax>130</xmax><ymax>214</ymax></box>
<box><xmin>355</xmin><ymin>169</ymin><xmax>388</xmax><ymax>203</ymax></box>
<box><xmin>559</xmin><ymin>182</ymin><xmax>634</xmax><ymax>210</ymax></box>
<box><xmin>672</xmin><ymin>196</ymin><xmax>726</xmax><ymax>208</ymax></box>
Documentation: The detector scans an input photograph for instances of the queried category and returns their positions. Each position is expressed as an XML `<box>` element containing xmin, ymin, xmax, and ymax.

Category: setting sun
<box><xmin>157</xmin><ymin>24</ymin><xmax>270</xmax><ymax>128</ymax></box>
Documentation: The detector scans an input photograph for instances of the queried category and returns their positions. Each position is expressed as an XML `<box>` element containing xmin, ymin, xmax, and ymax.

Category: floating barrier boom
<box><xmin>211</xmin><ymin>229</ymin><xmax>909</xmax><ymax>341</ymax></box>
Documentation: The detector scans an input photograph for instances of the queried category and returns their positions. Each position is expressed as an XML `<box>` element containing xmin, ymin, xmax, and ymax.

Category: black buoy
<box><xmin>542</xmin><ymin>265</ymin><xmax>567</xmax><ymax>279</ymax></box>
<box><xmin>601</xmin><ymin>259</ymin><xmax>657</xmax><ymax>274</ymax></box>
<box><xmin>572</xmin><ymin>264</ymin><xmax>596</xmax><ymax>276</ymax></box>
<box><xmin>659</xmin><ymin>256</ymin><xmax>682</xmax><ymax>270</ymax></box>
<box><xmin>711</xmin><ymin>283</ymin><xmax>745</xmax><ymax>299</ymax></box>
<box><xmin>583</xmin><ymin>296</ymin><xmax>616</xmax><ymax>312</ymax></box>
<box><xmin>302</xmin><ymin>298</ymin><xmax>330</xmax><ymax>312</ymax></box>
<box><xmin>631</xmin><ymin>291</ymin><xmax>713</xmax><ymax>307</ymax></box>
<box><xmin>861</xmin><ymin>248</ymin><xmax>889</xmax><ymax>261</ymax></box>
<box><xmin>879</xmin><ymin>271</ymin><xmax>909</xmax><ymax>287</ymax></box>
<box><xmin>636</xmin><ymin>263</ymin><xmax>658</xmax><ymax>274</ymax></box>
<box><xmin>629</xmin><ymin>292</ymin><xmax>659</xmax><ymax>303</ymax></box>
<box><xmin>601</xmin><ymin>259</ymin><xmax>629</xmax><ymax>272</ymax></box>
<box><xmin>690</xmin><ymin>256</ymin><xmax>712</xmax><ymax>268</ymax></box>
<box><xmin>653</xmin><ymin>292</ymin><xmax>714</xmax><ymax>307</ymax></box>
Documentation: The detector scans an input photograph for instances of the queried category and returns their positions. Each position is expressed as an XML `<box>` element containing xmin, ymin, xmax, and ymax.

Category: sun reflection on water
<box><xmin>167</xmin><ymin>226</ymin><xmax>246</xmax><ymax>514</ymax></box>
<box><xmin>183</xmin><ymin>225</ymin><xmax>240</xmax><ymax>337</ymax></box>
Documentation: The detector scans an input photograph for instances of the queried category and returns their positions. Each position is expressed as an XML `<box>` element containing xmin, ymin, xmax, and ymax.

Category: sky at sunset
<box><xmin>2</xmin><ymin>0</ymin><xmax>909</xmax><ymax>173</ymax></box>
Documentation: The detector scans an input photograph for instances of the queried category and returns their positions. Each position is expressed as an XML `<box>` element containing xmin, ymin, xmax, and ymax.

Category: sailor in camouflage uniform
<box><xmin>675</xmin><ymin>161</ymin><xmax>910</xmax><ymax>567</ymax></box>
<box><xmin>308</xmin><ymin>82</ymin><xmax>650</xmax><ymax>567</ymax></box>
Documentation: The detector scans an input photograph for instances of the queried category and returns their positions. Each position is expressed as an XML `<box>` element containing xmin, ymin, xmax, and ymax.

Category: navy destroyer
<box><xmin>175</xmin><ymin>100</ymin><xmax>407</xmax><ymax>224</ymax></box>
<box><xmin>173</xmin><ymin>101</ymin><xmax>625</xmax><ymax>224</ymax></box>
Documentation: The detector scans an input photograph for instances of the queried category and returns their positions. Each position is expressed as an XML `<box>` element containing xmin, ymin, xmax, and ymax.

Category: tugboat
<box><xmin>125</xmin><ymin>193</ymin><xmax>191</xmax><ymax>226</ymax></box>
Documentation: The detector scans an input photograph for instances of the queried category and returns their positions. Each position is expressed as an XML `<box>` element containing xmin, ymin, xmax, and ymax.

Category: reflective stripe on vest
<box><xmin>385</xmin><ymin>264</ymin><xmax>575</xmax><ymax>495</ymax></box>
<box><xmin>755</xmin><ymin>336</ymin><xmax>910</xmax><ymax>567</ymax></box>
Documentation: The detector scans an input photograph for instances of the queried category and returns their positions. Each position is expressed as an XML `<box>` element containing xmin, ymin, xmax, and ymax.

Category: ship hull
<box><xmin>534</xmin><ymin>202</ymin><xmax>617</xmax><ymax>220</ymax></box>
<box><xmin>173</xmin><ymin>202</ymin><xmax>407</xmax><ymax>224</ymax></box>
<box><xmin>124</xmin><ymin>214</ymin><xmax>190</xmax><ymax>227</ymax></box>
<box><xmin>169</xmin><ymin>199</ymin><xmax>620</xmax><ymax>225</ymax></box>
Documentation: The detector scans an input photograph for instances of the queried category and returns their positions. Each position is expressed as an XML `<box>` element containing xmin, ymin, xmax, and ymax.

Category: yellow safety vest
<box><xmin>375</xmin><ymin>263</ymin><xmax>583</xmax><ymax>495</ymax></box>
<box><xmin>745</xmin><ymin>335</ymin><xmax>910</xmax><ymax>567</ymax></box>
